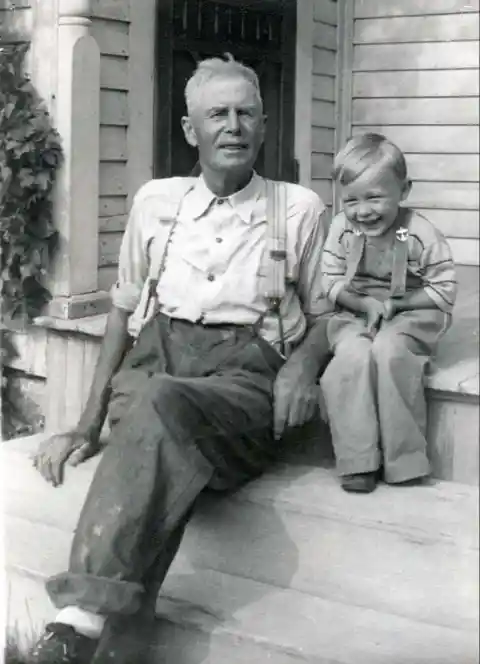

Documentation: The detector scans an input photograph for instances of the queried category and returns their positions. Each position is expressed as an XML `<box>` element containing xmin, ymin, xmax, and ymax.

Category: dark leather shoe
<box><xmin>30</xmin><ymin>623</ymin><xmax>98</xmax><ymax>663</ymax></box>
<box><xmin>341</xmin><ymin>471</ymin><xmax>377</xmax><ymax>493</ymax></box>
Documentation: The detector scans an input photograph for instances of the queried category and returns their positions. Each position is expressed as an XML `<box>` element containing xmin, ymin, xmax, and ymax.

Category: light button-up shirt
<box><xmin>111</xmin><ymin>173</ymin><xmax>331</xmax><ymax>348</ymax></box>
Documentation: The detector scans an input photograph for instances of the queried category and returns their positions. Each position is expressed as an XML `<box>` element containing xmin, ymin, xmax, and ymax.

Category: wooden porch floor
<box><xmin>3</xmin><ymin>435</ymin><xmax>479</xmax><ymax>663</ymax></box>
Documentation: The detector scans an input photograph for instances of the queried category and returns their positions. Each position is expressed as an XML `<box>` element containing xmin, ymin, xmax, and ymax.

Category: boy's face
<box><xmin>340</xmin><ymin>166</ymin><xmax>411</xmax><ymax>237</ymax></box>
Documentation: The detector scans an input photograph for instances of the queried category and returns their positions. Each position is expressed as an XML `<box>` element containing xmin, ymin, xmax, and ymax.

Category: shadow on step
<box><xmin>94</xmin><ymin>490</ymin><xmax>302</xmax><ymax>663</ymax></box>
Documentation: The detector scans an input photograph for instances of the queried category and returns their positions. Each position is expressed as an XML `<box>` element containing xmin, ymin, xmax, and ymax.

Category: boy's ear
<box><xmin>401</xmin><ymin>178</ymin><xmax>412</xmax><ymax>201</ymax></box>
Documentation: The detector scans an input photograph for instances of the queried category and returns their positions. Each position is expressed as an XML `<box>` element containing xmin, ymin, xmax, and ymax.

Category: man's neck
<box><xmin>200</xmin><ymin>166</ymin><xmax>254</xmax><ymax>198</ymax></box>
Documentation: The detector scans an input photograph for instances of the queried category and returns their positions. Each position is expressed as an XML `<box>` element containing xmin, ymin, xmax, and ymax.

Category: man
<box><xmin>30</xmin><ymin>55</ymin><xmax>331</xmax><ymax>663</ymax></box>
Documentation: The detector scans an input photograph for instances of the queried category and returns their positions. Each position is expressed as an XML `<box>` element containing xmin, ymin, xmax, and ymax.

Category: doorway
<box><xmin>154</xmin><ymin>0</ymin><xmax>297</xmax><ymax>181</ymax></box>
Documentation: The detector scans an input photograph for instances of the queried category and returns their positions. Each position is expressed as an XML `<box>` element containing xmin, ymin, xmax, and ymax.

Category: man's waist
<box><xmin>157</xmin><ymin>311</ymin><xmax>302</xmax><ymax>357</ymax></box>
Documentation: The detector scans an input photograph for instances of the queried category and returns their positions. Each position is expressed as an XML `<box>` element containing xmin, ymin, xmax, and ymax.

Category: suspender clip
<box><xmin>269</xmin><ymin>249</ymin><xmax>287</xmax><ymax>261</ymax></box>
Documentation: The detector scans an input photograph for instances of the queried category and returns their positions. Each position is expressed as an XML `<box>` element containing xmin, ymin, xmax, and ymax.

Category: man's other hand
<box><xmin>273</xmin><ymin>360</ymin><xmax>319</xmax><ymax>440</ymax></box>
<box><xmin>32</xmin><ymin>431</ymin><xmax>100</xmax><ymax>487</ymax></box>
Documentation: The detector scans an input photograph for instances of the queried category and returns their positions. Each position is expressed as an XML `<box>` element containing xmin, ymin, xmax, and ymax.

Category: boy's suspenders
<box><xmin>343</xmin><ymin>210</ymin><xmax>411</xmax><ymax>298</ymax></box>
<box><xmin>141</xmin><ymin>177</ymin><xmax>290</xmax><ymax>353</ymax></box>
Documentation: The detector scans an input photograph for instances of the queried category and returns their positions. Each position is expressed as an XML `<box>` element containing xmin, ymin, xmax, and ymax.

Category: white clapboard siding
<box><xmin>349</xmin><ymin>1</ymin><xmax>479</xmax><ymax>265</ymax></box>
<box><xmin>353</xmin><ymin>70</ymin><xmax>480</xmax><ymax>99</ymax></box>
<box><xmin>0</xmin><ymin>2</ymin><xmax>34</xmax><ymax>37</ymax></box>
<box><xmin>91</xmin><ymin>0</ymin><xmax>130</xmax><ymax>283</ymax></box>
<box><xmin>354</xmin><ymin>14</ymin><xmax>479</xmax><ymax>44</ymax></box>
<box><xmin>354</xmin><ymin>41</ymin><xmax>479</xmax><ymax>71</ymax></box>
<box><xmin>311</xmin><ymin>0</ymin><xmax>338</xmax><ymax>212</ymax></box>
<box><xmin>352</xmin><ymin>125</ymin><xmax>479</xmax><ymax>155</ymax></box>
<box><xmin>354</xmin><ymin>0</ymin><xmax>480</xmax><ymax>19</ymax></box>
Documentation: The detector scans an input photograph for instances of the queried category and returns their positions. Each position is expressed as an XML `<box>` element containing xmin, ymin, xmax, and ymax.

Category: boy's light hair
<box><xmin>333</xmin><ymin>133</ymin><xmax>408</xmax><ymax>185</ymax></box>
<box><xmin>184</xmin><ymin>53</ymin><xmax>262</xmax><ymax>115</ymax></box>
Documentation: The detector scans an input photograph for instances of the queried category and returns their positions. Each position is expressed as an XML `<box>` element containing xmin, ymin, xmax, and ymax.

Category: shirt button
<box><xmin>215</xmin><ymin>237</ymin><xmax>223</xmax><ymax>243</ymax></box>
<box><xmin>207</xmin><ymin>273</ymin><xmax>215</xmax><ymax>282</ymax></box>
<box><xmin>216</xmin><ymin>198</ymin><xmax>225</xmax><ymax>205</ymax></box>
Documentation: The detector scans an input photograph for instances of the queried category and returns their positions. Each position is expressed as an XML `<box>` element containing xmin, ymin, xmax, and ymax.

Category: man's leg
<box><xmin>321</xmin><ymin>313</ymin><xmax>381</xmax><ymax>482</ymax></box>
<box><xmin>371</xmin><ymin>309</ymin><xmax>449</xmax><ymax>483</ymax></box>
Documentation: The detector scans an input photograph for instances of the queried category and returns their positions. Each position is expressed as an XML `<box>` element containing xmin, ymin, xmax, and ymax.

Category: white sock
<box><xmin>55</xmin><ymin>606</ymin><xmax>106</xmax><ymax>639</ymax></box>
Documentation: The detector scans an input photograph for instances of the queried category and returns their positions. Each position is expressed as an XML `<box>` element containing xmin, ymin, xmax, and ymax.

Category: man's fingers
<box><xmin>288</xmin><ymin>395</ymin><xmax>317</xmax><ymax>428</ymax></box>
<box><xmin>67</xmin><ymin>442</ymin><xmax>92</xmax><ymax>467</ymax></box>
<box><xmin>273</xmin><ymin>394</ymin><xmax>289</xmax><ymax>440</ymax></box>
<box><xmin>367</xmin><ymin>313</ymin><xmax>381</xmax><ymax>337</ymax></box>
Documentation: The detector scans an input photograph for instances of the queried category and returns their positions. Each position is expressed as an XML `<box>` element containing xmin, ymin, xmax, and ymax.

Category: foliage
<box><xmin>1</xmin><ymin>32</ymin><xmax>63</xmax><ymax>438</ymax></box>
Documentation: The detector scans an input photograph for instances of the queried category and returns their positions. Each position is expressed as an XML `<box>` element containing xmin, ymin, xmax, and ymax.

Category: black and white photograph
<box><xmin>1</xmin><ymin>1</ymin><xmax>478</xmax><ymax>662</ymax></box>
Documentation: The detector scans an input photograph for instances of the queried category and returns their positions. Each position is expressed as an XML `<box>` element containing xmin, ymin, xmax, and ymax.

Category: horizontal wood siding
<box><xmin>351</xmin><ymin>1</ymin><xmax>479</xmax><ymax>266</ymax></box>
<box><xmin>311</xmin><ymin>0</ymin><xmax>338</xmax><ymax>209</ymax></box>
<box><xmin>0</xmin><ymin>1</ymin><xmax>33</xmax><ymax>38</ymax></box>
<box><xmin>92</xmin><ymin>0</ymin><xmax>130</xmax><ymax>288</ymax></box>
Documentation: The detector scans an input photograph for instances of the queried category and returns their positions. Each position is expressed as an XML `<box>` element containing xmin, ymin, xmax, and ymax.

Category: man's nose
<box><xmin>225</xmin><ymin>110</ymin><xmax>241</xmax><ymax>132</ymax></box>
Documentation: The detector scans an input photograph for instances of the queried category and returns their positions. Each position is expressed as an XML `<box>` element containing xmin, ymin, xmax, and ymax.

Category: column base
<box><xmin>47</xmin><ymin>290</ymin><xmax>111</xmax><ymax>320</ymax></box>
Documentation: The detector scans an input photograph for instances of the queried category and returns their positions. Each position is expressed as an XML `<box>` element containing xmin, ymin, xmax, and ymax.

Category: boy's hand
<box><xmin>382</xmin><ymin>298</ymin><xmax>398</xmax><ymax>321</ymax></box>
<box><xmin>361</xmin><ymin>297</ymin><xmax>385</xmax><ymax>338</ymax></box>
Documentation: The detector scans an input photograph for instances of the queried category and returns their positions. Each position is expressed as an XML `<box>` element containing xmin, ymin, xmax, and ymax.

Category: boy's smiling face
<box><xmin>341</xmin><ymin>166</ymin><xmax>411</xmax><ymax>237</ymax></box>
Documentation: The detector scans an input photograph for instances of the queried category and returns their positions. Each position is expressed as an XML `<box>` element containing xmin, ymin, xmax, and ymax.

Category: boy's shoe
<box><xmin>30</xmin><ymin>623</ymin><xmax>98</xmax><ymax>663</ymax></box>
<box><xmin>341</xmin><ymin>471</ymin><xmax>377</xmax><ymax>493</ymax></box>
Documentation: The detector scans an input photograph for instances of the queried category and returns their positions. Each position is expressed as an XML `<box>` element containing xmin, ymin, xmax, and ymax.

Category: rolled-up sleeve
<box><xmin>321</xmin><ymin>214</ymin><xmax>349</xmax><ymax>304</ymax></box>
<box><xmin>420</xmin><ymin>231</ymin><xmax>457</xmax><ymax>314</ymax></box>
<box><xmin>110</xmin><ymin>198</ymin><xmax>148</xmax><ymax>312</ymax></box>
<box><xmin>297</xmin><ymin>203</ymin><xmax>335</xmax><ymax>320</ymax></box>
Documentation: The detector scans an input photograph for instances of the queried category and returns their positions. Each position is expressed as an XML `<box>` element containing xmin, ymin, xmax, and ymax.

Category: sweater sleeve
<box><xmin>419</xmin><ymin>228</ymin><xmax>457</xmax><ymax>314</ymax></box>
<box><xmin>321</xmin><ymin>214</ymin><xmax>349</xmax><ymax>304</ymax></box>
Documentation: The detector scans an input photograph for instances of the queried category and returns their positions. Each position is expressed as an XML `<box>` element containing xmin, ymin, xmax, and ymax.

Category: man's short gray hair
<box><xmin>184</xmin><ymin>54</ymin><xmax>262</xmax><ymax>114</ymax></box>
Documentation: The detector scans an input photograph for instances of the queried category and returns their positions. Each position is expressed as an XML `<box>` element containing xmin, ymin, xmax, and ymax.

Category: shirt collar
<box><xmin>184</xmin><ymin>171</ymin><xmax>265</xmax><ymax>224</ymax></box>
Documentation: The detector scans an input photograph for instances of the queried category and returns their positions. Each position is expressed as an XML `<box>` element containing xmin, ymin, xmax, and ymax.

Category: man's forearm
<box><xmin>77</xmin><ymin>306</ymin><xmax>132</xmax><ymax>440</ymax></box>
<box><xmin>285</xmin><ymin>316</ymin><xmax>331</xmax><ymax>380</ymax></box>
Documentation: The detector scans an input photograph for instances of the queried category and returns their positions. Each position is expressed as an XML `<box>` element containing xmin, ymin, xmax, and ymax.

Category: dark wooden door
<box><xmin>154</xmin><ymin>0</ymin><xmax>297</xmax><ymax>182</ymax></box>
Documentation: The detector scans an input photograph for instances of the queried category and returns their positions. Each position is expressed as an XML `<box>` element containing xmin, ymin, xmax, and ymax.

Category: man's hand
<box><xmin>382</xmin><ymin>298</ymin><xmax>398</xmax><ymax>321</ymax></box>
<box><xmin>362</xmin><ymin>297</ymin><xmax>385</xmax><ymax>338</ymax></box>
<box><xmin>32</xmin><ymin>431</ymin><xmax>100</xmax><ymax>487</ymax></box>
<box><xmin>273</xmin><ymin>360</ymin><xmax>319</xmax><ymax>440</ymax></box>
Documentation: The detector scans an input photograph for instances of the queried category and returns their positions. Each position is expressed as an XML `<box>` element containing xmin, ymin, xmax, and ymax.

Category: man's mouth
<box><xmin>219</xmin><ymin>143</ymin><xmax>248</xmax><ymax>151</ymax></box>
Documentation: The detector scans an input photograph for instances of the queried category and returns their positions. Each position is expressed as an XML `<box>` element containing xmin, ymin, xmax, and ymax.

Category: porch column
<box><xmin>48</xmin><ymin>0</ymin><xmax>109</xmax><ymax>319</ymax></box>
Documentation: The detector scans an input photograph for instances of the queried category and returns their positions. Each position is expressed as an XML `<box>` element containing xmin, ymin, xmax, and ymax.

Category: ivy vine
<box><xmin>1</xmin><ymin>31</ymin><xmax>63</xmax><ymax>438</ymax></box>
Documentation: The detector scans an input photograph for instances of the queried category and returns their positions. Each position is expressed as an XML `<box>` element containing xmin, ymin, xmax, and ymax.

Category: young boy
<box><xmin>321</xmin><ymin>133</ymin><xmax>457</xmax><ymax>493</ymax></box>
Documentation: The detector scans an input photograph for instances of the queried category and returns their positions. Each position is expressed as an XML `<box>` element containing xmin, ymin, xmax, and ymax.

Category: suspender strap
<box><xmin>264</xmin><ymin>180</ymin><xmax>288</xmax><ymax>355</ymax></box>
<box><xmin>264</xmin><ymin>180</ymin><xmax>288</xmax><ymax>308</ymax></box>
<box><xmin>344</xmin><ymin>232</ymin><xmax>365</xmax><ymax>287</ymax></box>
<box><xmin>389</xmin><ymin>209</ymin><xmax>411</xmax><ymax>298</ymax></box>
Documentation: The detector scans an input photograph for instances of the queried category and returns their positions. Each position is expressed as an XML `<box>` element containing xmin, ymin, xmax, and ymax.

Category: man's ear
<box><xmin>181</xmin><ymin>116</ymin><xmax>198</xmax><ymax>147</ymax></box>
<box><xmin>259</xmin><ymin>114</ymin><xmax>267</xmax><ymax>145</ymax></box>
<box><xmin>401</xmin><ymin>178</ymin><xmax>412</xmax><ymax>201</ymax></box>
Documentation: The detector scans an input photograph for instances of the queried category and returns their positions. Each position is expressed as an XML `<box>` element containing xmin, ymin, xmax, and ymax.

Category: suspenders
<box><xmin>343</xmin><ymin>210</ymin><xmax>412</xmax><ymax>298</ymax></box>
<box><xmin>140</xmin><ymin>177</ymin><xmax>290</xmax><ymax>353</ymax></box>
<box><xmin>264</xmin><ymin>180</ymin><xmax>288</xmax><ymax>355</ymax></box>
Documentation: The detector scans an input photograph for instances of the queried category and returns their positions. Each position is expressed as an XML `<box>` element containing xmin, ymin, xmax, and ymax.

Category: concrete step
<box><xmin>6</xmin><ymin>564</ymin><xmax>478</xmax><ymax>664</ymax></box>
<box><xmin>3</xmin><ymin>435</ymin><xmax>478</xmax><ymax>663</ymax></box>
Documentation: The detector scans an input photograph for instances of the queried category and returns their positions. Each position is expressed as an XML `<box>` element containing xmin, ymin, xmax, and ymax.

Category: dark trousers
<box><xmin>46</xmin><ymin>314</ymin><xmax>285</xmax><ymax>615</ymax></box>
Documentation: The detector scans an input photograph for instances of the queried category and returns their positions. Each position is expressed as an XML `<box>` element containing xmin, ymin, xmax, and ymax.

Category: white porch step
<box><xmin>3</xmin><ymin>435</ymin><xmax>478</xmax><ymax>663</ymax></box>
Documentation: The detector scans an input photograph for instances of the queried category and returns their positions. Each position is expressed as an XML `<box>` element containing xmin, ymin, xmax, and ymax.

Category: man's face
<box><xmin>341</xmin><ymin>166</ymin><xmax>411</xmax><ymax>237</ymax></box>
<box><xmin>182</xmin><ymin>76</ymin><xmax>266</xmax><ymax>176</ymax></box>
